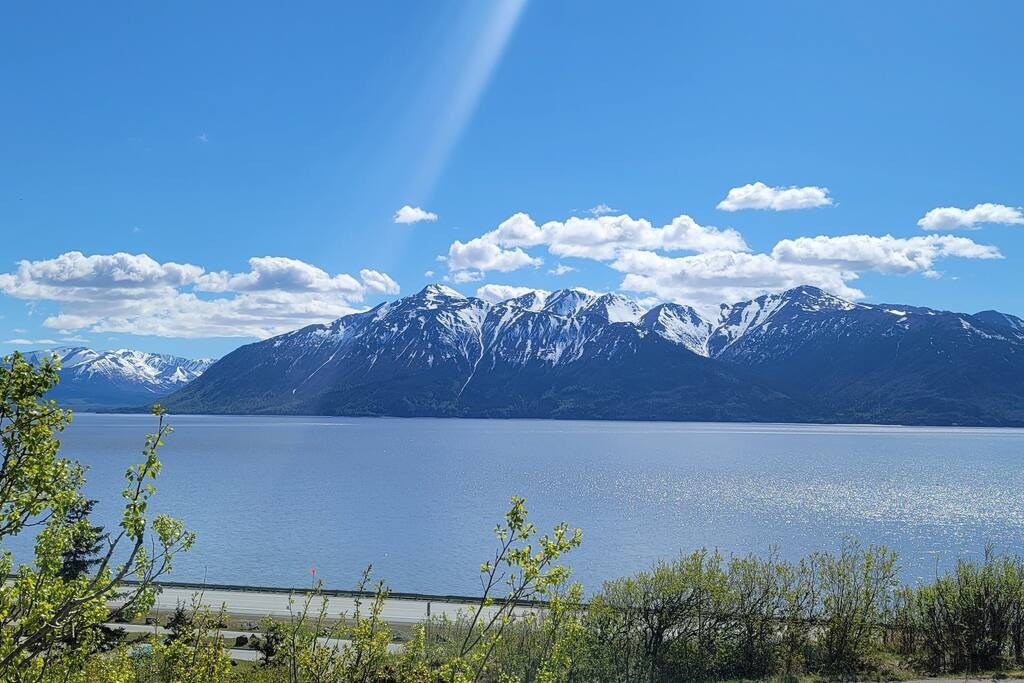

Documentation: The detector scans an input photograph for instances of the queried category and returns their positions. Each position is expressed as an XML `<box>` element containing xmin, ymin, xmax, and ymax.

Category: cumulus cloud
<box><xmin>197</xmin><ymin>256</ymin><xmax>363</xmax><ymax>294</ymax></box>
<box><xmin>587</xmin><ymin>203</ymin><xmax>618</xmax><ymax>216</ymax></box>
<box><xmin>475</xmin><ymin>284</ymin><xmax>549</xmax><ymax>303</ymax></box>
<box><xmin>613</xmin><ymin>249</ymin><xmax>861</xmax><ymax>311</ymax></box>
<box><xmin>0</xmin><ymin>251</ymin><xmax>203</xmax><ymax>298</ymax></box>
<box><xmin>771</xmin><ymin>234</ymin><xmax>1002</xmax><ymax>273</ymax></box>
<box><xmin>359</xmin><ymin>269</ymin><xmax>401</xmax><ymax>295</ymax></box>
<box><xmin>917</xmin><ymin>203</ymin><xmax>1024</xmax><ymax>230</ymax></box>
<box><xmin>445</xmin><ymin>211</ymin><xmax>746</xmax><ymax>276</ymax></box>
<box><xmin>491</xmin><ymin>213</ymin><xmax>747</xmax><ymax>259</ymax></box>
<box><xmin>716</xmin><ymin>181</ymin><xmax>833</xmax><ymax>211</ymax></box>
<box><xmin>444</xmin><ymin>207</ymin><xmax>1006</xmax><ymax>308</ymax></box>
<box><xmin>0</xmin><ymin>252</ymin><xmax>400</xmax><ymax>339</ymax></box>
<box><xmin>393</xmin><ymin>205</ymin><xmax>438</xmax><ymax>224</ymax></box>
<box><xmin>446</xmin><ymin>236</ymin><xmax>543</xmax><ymax>272</ymax></box>
<box><xmin>614</xmin><ymin>233</ymin><xmax>1001</xmax><ymax>311</ymax></box>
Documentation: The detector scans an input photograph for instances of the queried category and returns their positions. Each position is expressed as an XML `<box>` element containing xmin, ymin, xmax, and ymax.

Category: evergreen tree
<box><xmin>57</xmin><ymin>498</ymin><xmax>127</xmax><ymax>651</ymax></box>
<box><xmin>58</xmin><ymin>498</ymin><xmax>104</xmax><ymax>581</ymax></box>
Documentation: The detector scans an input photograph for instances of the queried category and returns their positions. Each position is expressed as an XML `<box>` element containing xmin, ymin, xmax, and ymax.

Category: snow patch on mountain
<box><xmin>642</xmin><ymin>304</ymin><xmax>713</xmax><ymax>356</ymax></box>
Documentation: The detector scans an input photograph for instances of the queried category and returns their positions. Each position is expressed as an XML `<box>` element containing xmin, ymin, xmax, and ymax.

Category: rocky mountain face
<box><xmin>161</xmin><ymin>284</ymin><xmax>1024</xmax><ymax>426</ymax></box>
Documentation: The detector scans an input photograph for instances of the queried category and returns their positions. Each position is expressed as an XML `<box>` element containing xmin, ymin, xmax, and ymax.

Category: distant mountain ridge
<box><xmin>21</xmin><ymin>347</ymin><xmax>216</xmax><ymax>408</ymax></box>
<box><xmin>162</xmin><ymin>284</ymin><xmax>1024</xmax><ymax>426</ymax></box>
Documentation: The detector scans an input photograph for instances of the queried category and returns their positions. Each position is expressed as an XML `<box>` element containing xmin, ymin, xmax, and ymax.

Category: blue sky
<box><xmin>2</xmin><ymin>1</ymin><xmax>1022</xmax><ymax>359</ymax></box>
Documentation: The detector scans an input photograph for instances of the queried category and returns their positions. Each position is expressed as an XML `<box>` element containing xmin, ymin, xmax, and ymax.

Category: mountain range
<box><xmin>20</xmin><ymin>347</ymin><xmax>216</xmax><ymax>408</ymax></box>
<box><xmin>160</xmin><ymin>284</ymin><xmax>1024</xmax><ymax>426</ymax></box>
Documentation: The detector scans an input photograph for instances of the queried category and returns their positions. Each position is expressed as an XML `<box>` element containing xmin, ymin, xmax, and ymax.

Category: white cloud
<box><xmin>393</xmin><ymin>205</ymin><xmax>438</xmax><ymax>224</ymax></box>
<box><xmin>0</xmin><ymin>252</ymin><xmax>400</xmax><ymax>339</ymax></box>
<box><xmin>0</xmin><ymin>251</ymin><xmax>203</xmax><ymax>297</ymax></box>
<box><xmin>716</xmin><ymin>181</ymin><xmax>833</xmax><ymax>211</ymax></box>
<box><xmin>359</xmin><ymin>269</ymin><xmax>400</xmax><ymax>295</ymax></box>
<box><xmin>423</xmin><ymin>270</ymin><xmax>435</xmax><ymax>278</ymax></box>
<box><xmin>446</xmin><ymin>236</ymin><xmax>543</xmax><ymax>272</ymax></box>
<box><xmin>770</xmin><ymin>234</ymin><xmax>1002</xmax><ymax>273</ymax></box>
<box><xmin>445</xmin><ymin>208</ymin><xmax>1006</xmax><ymax>307</ymax></box>
<box><xmin>445</xmin><ymin>211</ymin><xmax>746</xmax><ymax>276</ymax></box>
<box><xmin>490</xmin><ymin>213</ymin><xmax>748</xmax><ymax>260</ymax></box>
<box><xmin>549</xmin><ymin>263</ymin><xmax>575</xmax><ymax>276</ymax></box>
<box><xmin>613</xmin><ymin>249</ymin><xmax>861</xmax><ymax>312</ymax></box>
<box><xmin>450</xmin><ymin>269</ymin><xmax>486</xmax><ymax>283</ymax></box>
<box><xmin>917</xmin><ymin>203</ymin><xmax>1024</xmax><ymax>230</ymax></box>
<box><xmin>197</xmin><ymin>256</ymin><xmax>363</xmax><ymax>294</ymax></box>
<box><xmin>2</xmin><ymin>339</ymin><xmax>34</xmax><ymax>345</ymax></box>
<box><xmin>587</xmin><ymin>203</ymin><xmax>618</xmax><ymax>216</ymax></box>
<box><xmin>475</xmin><ymin>284</ymin><xmax>548</xmax><ymax>303</ymax></box>
<box><xmin>613</xmin><ymin>233</ymin><xmax>1001</xmax><ymax>312</ymax></box>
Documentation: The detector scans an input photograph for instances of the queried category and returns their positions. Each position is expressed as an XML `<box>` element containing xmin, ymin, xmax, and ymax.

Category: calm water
<box><xmin>14</xmin><ymin>413</ymin><xmax>1024</xmax><ymax>595</ymax></box>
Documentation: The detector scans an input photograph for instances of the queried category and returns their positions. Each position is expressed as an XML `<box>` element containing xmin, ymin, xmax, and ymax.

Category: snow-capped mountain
<box><xmin>20</xmin><ymin>347</ymin><xmax>216</xmax><ymax>408</ymax></box>
<box><xmin>164</xmin><ymin>284</ymin><xmax>1024</xmax><ymax>425</ymax></box>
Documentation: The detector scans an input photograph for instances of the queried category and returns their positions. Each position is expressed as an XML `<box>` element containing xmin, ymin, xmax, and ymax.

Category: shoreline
<box><xmin>73</xmin><ymin>410</ymin><xmax>1024</xmax><ymax>432</ymax></box>
<box><xmin>122</xmin><ymin>578</ymin><xmax>544</xmax><ymax>609</ymax></box>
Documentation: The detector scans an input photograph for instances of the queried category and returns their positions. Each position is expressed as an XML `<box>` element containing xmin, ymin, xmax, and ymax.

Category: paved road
<box><xmin>110</xmin><ymin>623</ymin><xmax>403</xmax><ymax>658</ymax></box>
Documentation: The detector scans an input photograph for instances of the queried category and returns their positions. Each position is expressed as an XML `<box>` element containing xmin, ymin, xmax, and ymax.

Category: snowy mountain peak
<box><xmin>707</xmin><ymin>286</ymin><xmax>864</xmax><ymax>355</ymax></box>
<box><xmin>503</xmin><ymin>290</ymin><xmax>549</xmax><ymax>311</ymax></box>
<box><xmin>972</xmin><ymin>310</ymin><xmax>1024</xmax><ymax>340</ymax></box>
<box><xmin>307</xmin><ymin>283</ymin><xmax>896</xmax><ymax>365</ymax></box>
<box><xmin>415</xmin><ymin>284</ymin><xmax>466</xmax><ymax>303</ymax></box>
<box><xmin>582</xmin><ymin>293</ymin><xmax>646</xmax><ymax>323</ymax></box>
<box><xmin>777</xmin><ymin>285</ymin><xmax>861</xmax><ymax>312</ymax></box>
<box><xmin>542</xmin><ymin>288</ymin><xmax>600</xmax><ymax>317</ymax></box>
<box><xmin>18</xmin><ymin>346</ymin><xmax>217</xmax><ymax>407</ymax></box>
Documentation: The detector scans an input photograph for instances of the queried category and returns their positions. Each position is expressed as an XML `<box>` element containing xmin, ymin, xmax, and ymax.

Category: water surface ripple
<box><xmin>15</xmin><ymin>414</ymin><xmax>1024</xmax><ymax>594</ymax></box>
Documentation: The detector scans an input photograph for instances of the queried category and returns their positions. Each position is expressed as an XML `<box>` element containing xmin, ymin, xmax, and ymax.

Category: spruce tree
<box><xmin>58</xmin><ymin>498</ymin><xmax>104</xmax><ymax>581</ymax></box>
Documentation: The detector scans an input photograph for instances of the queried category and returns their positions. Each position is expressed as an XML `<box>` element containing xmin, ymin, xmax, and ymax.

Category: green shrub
<box><xmin>896</xmin><ymin>547</ymin><xmax>1024</xmax><ymax>673</ymax></box>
